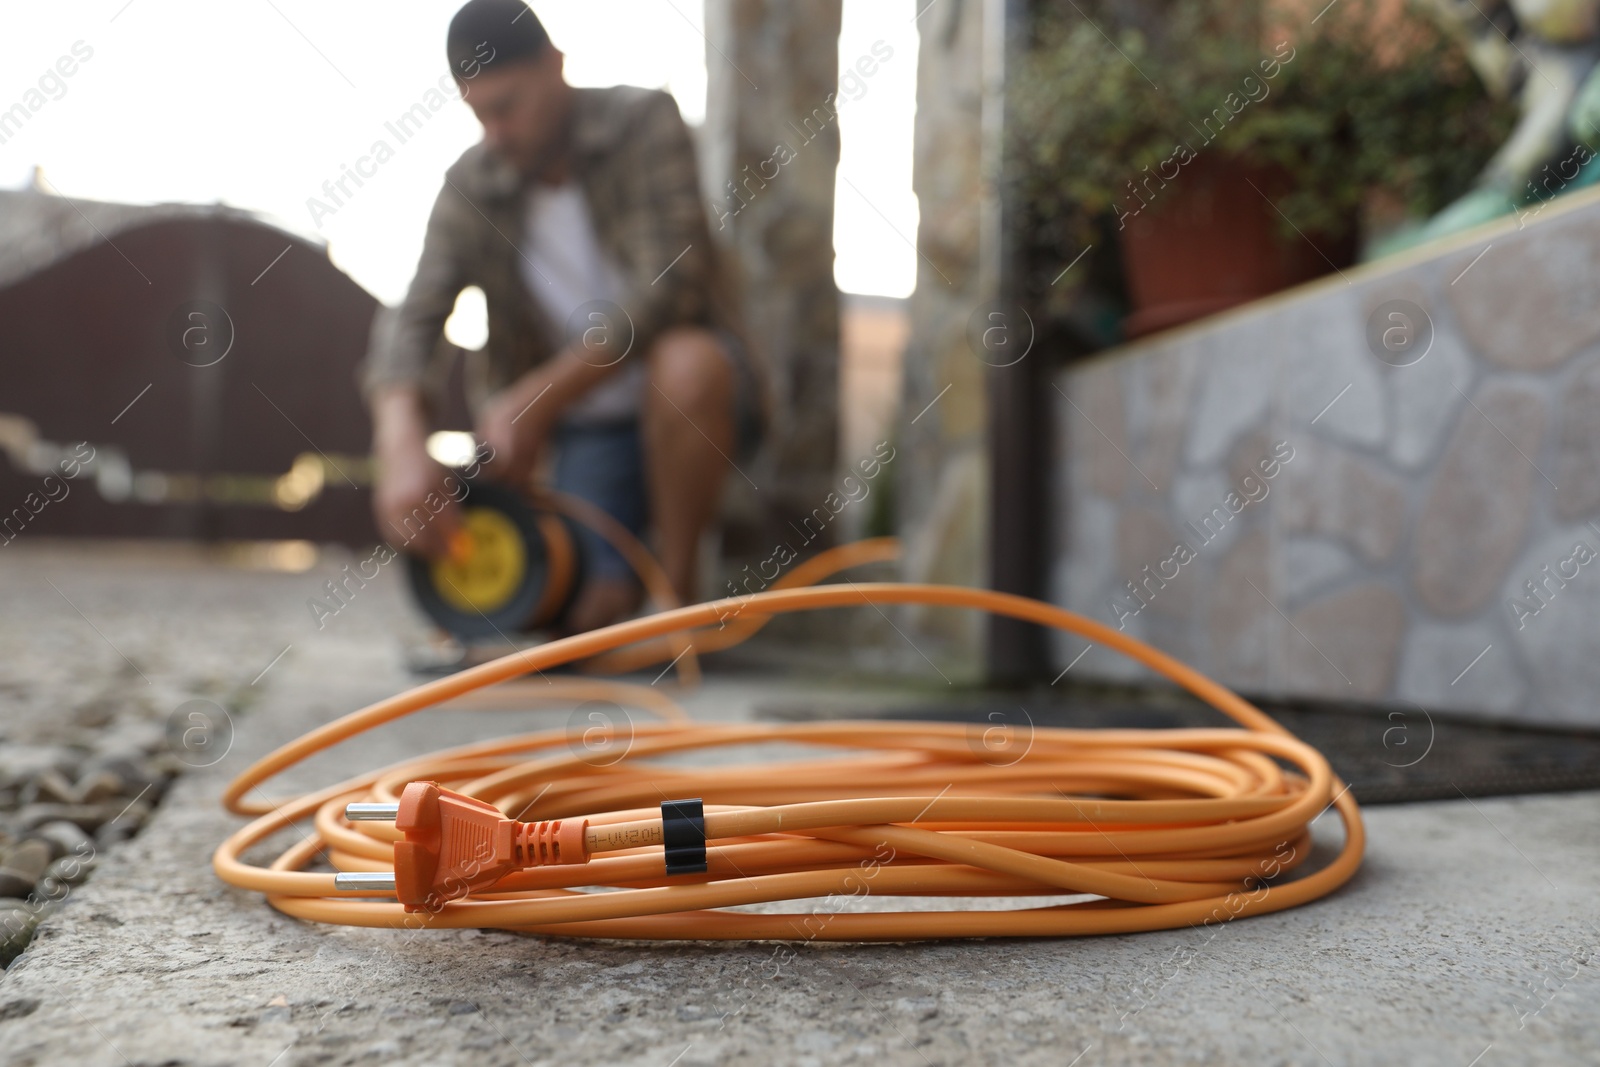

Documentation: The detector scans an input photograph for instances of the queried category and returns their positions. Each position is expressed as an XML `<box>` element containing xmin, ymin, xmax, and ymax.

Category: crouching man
<box><xmin>363</xmin><ymin>0</ymin><xmax>766</xmax><ymax>633</ymax></box>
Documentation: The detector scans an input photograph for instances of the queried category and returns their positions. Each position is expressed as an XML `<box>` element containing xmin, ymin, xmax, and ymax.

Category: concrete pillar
<box><xmin>895</xmin><ymin>0</ymin><xmax>997</xmax><ymax>676</ymax></box>
<box><xmin>702</xmin><ymin>0</ymin><xmax>843</xmax><ymax>528</ymax></box>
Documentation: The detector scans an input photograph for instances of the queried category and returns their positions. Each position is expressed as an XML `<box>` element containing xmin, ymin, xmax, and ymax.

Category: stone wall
<box><xmin>1051</xmin><ymin>184</ymin><xmax>1600</xmax><ymax>726</ymax></box>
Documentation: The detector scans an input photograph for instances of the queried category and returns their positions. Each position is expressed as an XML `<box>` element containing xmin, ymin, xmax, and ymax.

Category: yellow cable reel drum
<box><xmin>405</xmin><ymin>481</ymin><xmax>583</xmax><ymax>639</ymax></box>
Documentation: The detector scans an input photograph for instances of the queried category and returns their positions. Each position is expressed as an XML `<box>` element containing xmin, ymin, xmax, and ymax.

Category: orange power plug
<box><xmin>391</xmin><ymin>781</ymin><xmax>588</xmax><ymax>912</ymax></box>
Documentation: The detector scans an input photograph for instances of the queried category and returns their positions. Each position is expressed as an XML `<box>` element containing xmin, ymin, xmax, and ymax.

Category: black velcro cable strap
<box><xmin>660</xmin><ymin>798</ymin><xmax>707</xmax><ymax>875</ymax></box>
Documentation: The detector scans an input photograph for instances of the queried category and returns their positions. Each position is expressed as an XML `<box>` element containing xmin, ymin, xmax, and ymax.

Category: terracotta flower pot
<box><xmin>1117</xmin><ymin>155</ymin><xmax>1356</xmax><ymax>338</ymax></box>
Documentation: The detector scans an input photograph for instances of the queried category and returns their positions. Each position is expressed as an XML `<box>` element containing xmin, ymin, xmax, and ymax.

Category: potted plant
<box><xmin>1010</xmin><ymin>0</ymin><xmax>1514</xmax><ymax>338</ymax></box>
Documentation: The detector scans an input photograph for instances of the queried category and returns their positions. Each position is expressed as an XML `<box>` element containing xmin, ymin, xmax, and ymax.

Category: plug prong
<box><xmin>345</xmin><ymin>802</ymin><xmax>401</xmax><ymax>822</ymax></box>
<box><xmin>335</xmin><ymin>872</ymin><xmax>396</xmax><ymax>892</ymax></box>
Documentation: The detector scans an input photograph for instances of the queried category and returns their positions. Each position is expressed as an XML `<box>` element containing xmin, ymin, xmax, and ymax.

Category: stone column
<box><xmin>895</xmin><ymin>0</ymin><xmax>997</xmax><ymax>677</ymax></box>
<box><xmin>702</xmin><ymin>0</ymin><xmax>843</xmax><ymax>528</ymax></box>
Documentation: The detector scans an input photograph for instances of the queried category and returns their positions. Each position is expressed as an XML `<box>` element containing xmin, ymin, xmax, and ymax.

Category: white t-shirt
<box><xmin>517</xmin><ymin>181</ymin><xmax>644</xmax><ymax>424</ymax></box>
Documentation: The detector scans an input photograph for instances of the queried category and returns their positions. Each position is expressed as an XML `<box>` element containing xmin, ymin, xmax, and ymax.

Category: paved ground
<box><xmin>0</xmin><ymin>541</ymin><xmax>1597</xmax><ymax>1066</ymax></box>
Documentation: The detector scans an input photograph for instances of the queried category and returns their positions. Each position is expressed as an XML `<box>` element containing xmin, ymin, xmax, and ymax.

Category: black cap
<box><xmin>447</xmin><ymin>0</ymin><xmax>551</xmax><ymax>79</ymax></box>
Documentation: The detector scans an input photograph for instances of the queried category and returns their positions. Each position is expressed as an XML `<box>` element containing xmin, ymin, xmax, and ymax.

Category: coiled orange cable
<box><xmin>212</xmin><ymin>541</ymin><xmax>1365</xmax><ymax>941</ymax></box>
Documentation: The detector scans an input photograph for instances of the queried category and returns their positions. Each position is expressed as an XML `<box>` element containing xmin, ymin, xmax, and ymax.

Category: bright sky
<box><xmin>0</xmin><ymin>0</ymin><xmax>919</xmax><ymax>303</ymax></box>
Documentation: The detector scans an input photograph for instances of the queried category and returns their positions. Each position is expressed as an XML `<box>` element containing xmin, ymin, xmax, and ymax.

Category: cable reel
<box><xmin>405</xmin><ymin>481</ymin><xmax>583</xmax><ymax>639</ymax></box>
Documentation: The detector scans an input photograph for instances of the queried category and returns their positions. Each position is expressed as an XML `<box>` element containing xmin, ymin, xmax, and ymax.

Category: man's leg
<box><xmin>563</xmin><ymin>569</ymin><xmax>642</xmax><ymax>634</ymax></box>
<box><xmin>641</xmin><ymin>326</ymin><xmax>736</xmax><ymax>605</ymax></box>
<box><xmin>554</xmin><ymin>422</ymin><xmax>648</xmax><ymax>634</ymax></box>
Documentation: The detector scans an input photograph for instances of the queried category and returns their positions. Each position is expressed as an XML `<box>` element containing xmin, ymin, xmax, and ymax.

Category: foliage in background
<box><xmin>1010</xmin><ymin>0</ymin><xmax>1517</xmax><ymax>247</ymax></box>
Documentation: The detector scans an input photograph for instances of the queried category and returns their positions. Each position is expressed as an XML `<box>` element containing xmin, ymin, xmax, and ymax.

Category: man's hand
<box><xmin>475</xmin><ymin>371</ymin><xmax>555</xmax><ymax>489</ymax></box>
<box><xmin>374</xmin><ymin>445</ymin><xmax>461</xmax><ymax>559</ymax></box>
<box><xmin>370</xmin><ymin>385</ymin><xmax>460</xmax><ymax>559</ymax></box>
<box><xmin>475</xmin><ymin>348</ymin><xmax>621</xmax><ymax>486</ymax></box>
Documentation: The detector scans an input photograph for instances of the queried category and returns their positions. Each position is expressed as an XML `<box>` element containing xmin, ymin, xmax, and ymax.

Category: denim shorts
<box><xmin>552</xmin><ymin>331</ymin><xmax>763</xmax><ymax>582</ymax></box>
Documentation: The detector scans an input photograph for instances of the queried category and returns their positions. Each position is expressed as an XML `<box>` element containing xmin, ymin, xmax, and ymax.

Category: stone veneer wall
<box><xmin>1051</xmin><ymin>184</ymin><xmax>1600</xmax><ymax>727</ymax></box>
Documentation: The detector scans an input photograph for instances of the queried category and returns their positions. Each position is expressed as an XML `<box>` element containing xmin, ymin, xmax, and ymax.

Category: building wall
<box><xmin>1051</xmin><ymin>184</ymin><xmax>1600</xmax><ymax>726</ymax></box>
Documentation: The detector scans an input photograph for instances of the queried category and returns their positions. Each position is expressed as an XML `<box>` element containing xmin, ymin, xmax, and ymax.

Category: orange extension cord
<box><xmin>213</xmin><ymin>538</ymin><xmax>1365</xmax><ymax>941</ymax></box>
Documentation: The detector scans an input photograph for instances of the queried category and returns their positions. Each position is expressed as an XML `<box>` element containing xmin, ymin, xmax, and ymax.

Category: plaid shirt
<box><xmin>362</xmin><ymin>86</ymin><xmax>756</xmax><ymax>416</ymax></box>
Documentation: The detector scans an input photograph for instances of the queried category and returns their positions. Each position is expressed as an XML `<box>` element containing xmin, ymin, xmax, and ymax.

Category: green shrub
<box><xmin>1010</xmin><ymin>0</ymin><xmax>1516</xmax><ymax>247</ymax></box>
